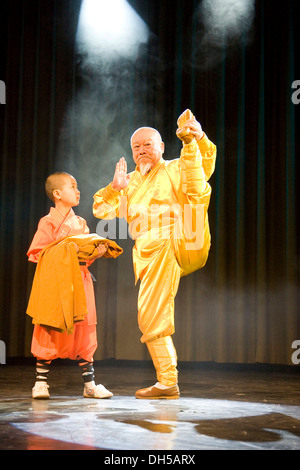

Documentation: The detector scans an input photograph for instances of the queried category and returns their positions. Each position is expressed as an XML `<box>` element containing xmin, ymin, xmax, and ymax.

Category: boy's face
<box><xmin>54</xmin><ymin>175</ymin><xmax>80</xmax><ymax>207</ymax></box>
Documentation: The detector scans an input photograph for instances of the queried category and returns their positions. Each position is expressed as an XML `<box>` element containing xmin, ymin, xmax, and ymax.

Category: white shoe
<box><xmin>32</xmin><ymin>381</ymin><xmax>50</xmax><ymax>399</ymax></box>
<box><xmin>83</xmin><ymin>384</ymin><xmax>113</xmax><ymax>399</ymax></box>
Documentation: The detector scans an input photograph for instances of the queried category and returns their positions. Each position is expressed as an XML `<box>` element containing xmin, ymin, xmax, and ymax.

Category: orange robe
<box><xmin>27</xmin><ymin>233</ymin><xmax>123</xmax><ymax>333</ymax></box>
<box><xmin>27</xmin><ymin>208</ymin><xmax>98</xmax><ymax>362</ymax></box>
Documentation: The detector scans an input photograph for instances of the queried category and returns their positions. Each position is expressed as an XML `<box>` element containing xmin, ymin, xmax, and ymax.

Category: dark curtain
<box><xmin>0</xmin><ymin>0</ymin><xmax>299</xmax><ymax>364</ymax></box>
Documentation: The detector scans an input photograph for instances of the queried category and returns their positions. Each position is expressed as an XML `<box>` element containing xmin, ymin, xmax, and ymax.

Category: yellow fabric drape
<box><xmin>26</xmin><ymin>234</ymin><xmax>123</xmax><ymax>333</ymax></box>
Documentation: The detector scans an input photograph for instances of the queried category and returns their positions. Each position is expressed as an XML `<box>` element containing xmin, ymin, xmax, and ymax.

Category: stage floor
<box><xmin>0</xmin><ymin>360</ymin><xmax>299</xmax><ymax>451</ymax></box>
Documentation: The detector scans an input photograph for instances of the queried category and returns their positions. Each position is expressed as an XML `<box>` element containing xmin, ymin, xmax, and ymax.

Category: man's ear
<box><xmin>161</xmin><ymin>142</ymin><xmax>165</xmax><ymax>155</ymax></box>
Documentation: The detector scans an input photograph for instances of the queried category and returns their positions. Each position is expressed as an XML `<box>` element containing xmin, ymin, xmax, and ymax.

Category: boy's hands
<box><xmin>90</xmin><ymin>243</ymin><xmax>108</xmax><ymax>260</ymax></box>
<box><xmin>71</xmin><ymin>242</ymin><xmax>108</xmax><ymax>260</ymax></box>
<box><xmin>70</xmin><ymin>242</ymin><xmax>80</xmax><ymax>253</ymax></box>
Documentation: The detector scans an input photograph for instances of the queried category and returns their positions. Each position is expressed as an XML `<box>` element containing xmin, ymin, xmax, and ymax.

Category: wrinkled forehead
<box><xmin>130</xmin><ymin>127</ymin><xmax>162</xmax><ymax>146</ymax></box>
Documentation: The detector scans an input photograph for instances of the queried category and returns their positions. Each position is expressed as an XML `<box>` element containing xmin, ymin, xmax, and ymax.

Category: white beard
<box><xmin>139</xmin><ymin>162</ymin><xmax>152</xmax><ymax>176</ymax></box>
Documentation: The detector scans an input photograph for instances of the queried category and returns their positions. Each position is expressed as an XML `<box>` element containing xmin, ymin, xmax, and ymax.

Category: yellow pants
<box><xmin>137</xmin><ymin>192</ymin><xmax>211</xmax><ymax>386</ymax></box>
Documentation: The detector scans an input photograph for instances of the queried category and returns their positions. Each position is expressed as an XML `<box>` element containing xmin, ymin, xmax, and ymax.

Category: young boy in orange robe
<box><xmin>27</xmin><ymin>172</ymin><xmax>113</xmax><ymax>399</ymax></box>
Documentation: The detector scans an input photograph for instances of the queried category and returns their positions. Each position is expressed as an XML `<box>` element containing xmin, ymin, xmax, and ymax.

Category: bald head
<box><xmin>130</xmin><ymin>127</ymin><xmax>164</xmax><ymax>174</ymax></box>
<box><xmin>45</xmin><ymin>172</ymin><xmax>73</xmax><ymax>202</ymax></box>
<box><xmin>130</xmin><ymin>127</ymin><xmax>163</xmax><ymax>146</ymax></box>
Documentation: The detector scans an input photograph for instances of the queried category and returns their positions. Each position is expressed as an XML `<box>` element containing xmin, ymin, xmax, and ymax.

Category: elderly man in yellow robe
<box><xmin>93</xmin><ymin>110</ymin><xmax>216</xmax><ymax>399</ymax></box>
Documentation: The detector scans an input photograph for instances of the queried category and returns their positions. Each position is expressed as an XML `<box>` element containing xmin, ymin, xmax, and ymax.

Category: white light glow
<box><xmin>200</xmin><ymin>0</ymin><xmax>255</xmax><ymax>43</ymax></box>
<box><xmin>76</xmin><ymin>0</ymin><xmax>149</xmax><ymax>61</ymax></box>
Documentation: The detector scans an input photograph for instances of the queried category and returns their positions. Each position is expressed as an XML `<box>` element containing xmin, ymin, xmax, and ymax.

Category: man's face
<box><xmin>131</xmin><ymin>128</ymin><xmax>164</xmax><ymax>171</ymax></box>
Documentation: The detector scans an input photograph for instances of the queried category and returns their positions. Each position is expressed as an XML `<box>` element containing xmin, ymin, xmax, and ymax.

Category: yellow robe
<box><xmin>93</xmin><ymin>135</ymin><xmax>216</xmax><ymax>346</ymax></box>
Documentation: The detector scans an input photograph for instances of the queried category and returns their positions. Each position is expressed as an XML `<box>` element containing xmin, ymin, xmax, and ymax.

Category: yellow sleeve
<box><xmin>93</xmin><ymin>183</ymin><xmax>122</xmax><ymax>220</ymax></box>
<box><xmin>197</xmin><ymin>133</ymin><xmax>217</xmax><ymax>181</ymax></box>
<box><xmin>180</xmin><ymin>140</ymin><xmax>206</xmax><ymax>195</ymax></box>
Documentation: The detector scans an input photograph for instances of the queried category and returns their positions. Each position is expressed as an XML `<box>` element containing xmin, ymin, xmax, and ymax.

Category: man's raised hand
<box><xmin>112</xmin><ymin>157</ymin><xmax>130</xmax><ymax>191</ymax></box>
